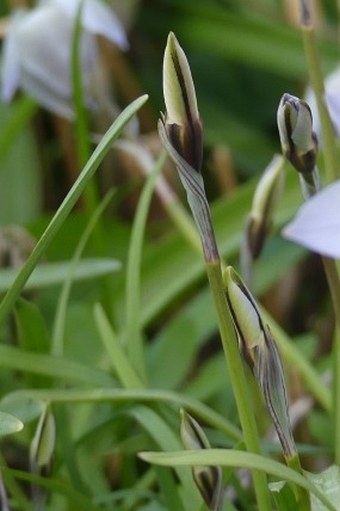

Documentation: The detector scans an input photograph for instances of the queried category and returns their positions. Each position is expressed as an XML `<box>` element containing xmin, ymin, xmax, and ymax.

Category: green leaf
<box><xmin>130</xmin><ymin>406</ymin><xmax>201</xmax><ymax>511</ymax></box>
<box><xmin>0</xmin><ymin>258</ymin><xmax>120</xmax><ymax>293</ymax></box>
<box><xmin>0</xmin><ymin>395</ymin><xmax>44</xmax><ymax>424</ymax></box>
<box><xmin>269</xmin><ymin>480</ymin><xmax>298</xmax><ymax>511</ymax></box>
<box><xmin>0</xmin><ymin>411</ymin><xmax>23</xmax><ymax>437</ymax></box>
<box><xmin>0</xmin><ymin>344</ymin><xmax>114</xmax><ymax>386</ymax></box>
<box><xmin>0</xmin><ymin>94</ymin><xmax>148</xmax><ymax>325</ymax></box>
<box><xmin>139</xmin><ymin>449</ymin><xmax>337</xmax><ymax>511</ymax></box>
<box><xmin>307</xmin><ymin>466</ymin><xmax>340</xmax><ymax>511</ymax></box>
<box><xmin>3</xmin><ymin>388</ymin><xmax>242</xmax><ymax>442</ymax></box>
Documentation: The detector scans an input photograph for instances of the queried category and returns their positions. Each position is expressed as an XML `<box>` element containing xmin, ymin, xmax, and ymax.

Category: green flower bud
<box><xmin>162</xmin><ymin>32</ymin><xmax>203</xmax><ymax>172</ymax></box>
<box><xmin>224</xmin><ymin>266</ymin><xmax>297</xmax><ymax>460</ymax></box>
<box><xmin>277</xmin><ymin>93</ymin><xmax>318</xmax><ymax>174</ymax></box>
<box><xmin>224</xmin><ymin>266</ymin><xmax>266</xmax><ymax>369</ymax></box>
<box><xmin>30</xmin><ymin>404</ymin><xmax>56</xmax><ymax>475</ymax></box>
<box><xmin>180</xmin><ymin>410</ymin><xmax>223</xmax><ymax>511</ymax></box>
<box><xmin>246</xmin><ymin>154</ymin><xmax>285</xmax><ymax>259</ymax></box>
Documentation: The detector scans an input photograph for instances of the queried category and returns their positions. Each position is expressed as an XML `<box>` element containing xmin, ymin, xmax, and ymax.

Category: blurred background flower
<box><xmin>1</xmin><ymin>0</ymin><xmax>128</xmax><ymax>118</ymax></box>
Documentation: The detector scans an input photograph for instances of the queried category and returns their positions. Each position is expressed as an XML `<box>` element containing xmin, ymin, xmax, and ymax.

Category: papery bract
<box><xmin>283</xmin><ymin>180</ymin><xmax>340</xmax><ymax>258</ymax></box>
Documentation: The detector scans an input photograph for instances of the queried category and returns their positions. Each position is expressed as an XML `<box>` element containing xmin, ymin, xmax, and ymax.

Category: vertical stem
<box><xmin>321</xmin><ymin>257</ymin><xmax>340</xmax><ymax>464</ymax></box>
<box><xmin>300</xmin><ymin>3</ymin><xmax>339</xmax><ymax>182</ymax></box>
<box><xmin>206</xmin><ymin>262</ymin><xmax>272</xmax><ymax>511</ymax></box>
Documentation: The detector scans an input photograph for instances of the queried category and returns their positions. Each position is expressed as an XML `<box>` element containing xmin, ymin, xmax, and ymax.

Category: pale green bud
<box><xmin>224</xmin><ymin>267</ymin><xmax>297</xmax><ymax>460</ymax></box>
<box><xmin>224</xmin><ymin>266</ymin><xmax>266</xmax><ymax>369</ymax></box>
<box><xmin>180</xmin><ymin>410</ymin><xmax>223</xmax><ymax>511</ymax></box>
<box><xmin>162</xmin><ymin>32</ymin><xmax>203</xmax><ymax>171</ymax></box>
<box><xmin>30</xmin><ymin>404</ymin><xmax>56</xmax><ymax>474</ymax></box>
<box><xmin>246</xmin><ymin>154</ymin><xmax>285</xmax><ymax>259</ymax></box>
<box><xmin>277</xmin><ymin>93</ymin><xmax>318</xmax><ymax>174</ymax></box>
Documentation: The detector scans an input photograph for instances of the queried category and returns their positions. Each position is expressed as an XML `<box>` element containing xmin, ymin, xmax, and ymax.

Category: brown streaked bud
<box><xmin>277</xmin><ymin>93</ymin><xmax>318</xmax><ymax>175</ymax></box>
<box><xmin>180</xmin><ymin>409</ymin><xmax>223</xmax><ymax>511</ymax></box>
<box><xmin>162</xmin><ymin>32</ymin><xmax>203</xmax><ymax>172</ymax></box>
<box><xmin>223</xmin><ymin>266</ymin><xmax>297</xmax><ymax>461</ymax></box>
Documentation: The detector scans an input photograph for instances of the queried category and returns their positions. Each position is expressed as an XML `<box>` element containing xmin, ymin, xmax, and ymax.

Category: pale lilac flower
<box><xmin>1</xmin><ymin>0</ymin><xmax>128</xmax><ymax>118</ymax></box>
<box><xmin>282</xmin><ymin>180</ymin><xmax>340</xmax><ymax>258</ymax></box>
<box><xmin>305</xmin><ymin>66</ymin><xmax>340</xmax><ymax>144</ymax></box>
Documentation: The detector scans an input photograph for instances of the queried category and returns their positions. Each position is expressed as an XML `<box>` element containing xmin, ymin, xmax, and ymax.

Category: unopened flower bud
<box><xmin>224</xmin><ymin>266</ymin><xmax>297</xmax><ymax>460</ymax></box>
<box><xmin>246</xmin><ymin>154</ymin><xmax>285</xmax><ymax>260</ymax></box>
<box><xmin>277</xmin><ymin>93</ymin><xmax>318</xmax><ymax>174</ymax></box>
<box><xmin>180</xmin><ymin>409</ymin><xmax>223</xmax><ymax>511</ymax></box>
<box><xmin>224</xmin><ymin>266</ymin><xmax>266</xmax><ymax>370</ymax></box>
<box><xmin>162</xmin><ymin>32</ymin><xmax>203</xmax><ymax>172</ymax></box>
<box><xmin>30</xmin><ymin>405</ymin><xmax>56</xmax><ymax>475</ymax></box>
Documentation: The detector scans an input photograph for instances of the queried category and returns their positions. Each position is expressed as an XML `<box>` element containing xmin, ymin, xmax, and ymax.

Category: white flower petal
<box><xmin>282</xmin><ymin>180</ymin><xmax>340</xmax><ymax>258</ymax></box>
<box><xmin>54</xmin><ymin>0</ymin><xmax>129</xmax><ymax>49</ymax></box>
<box><xmin>0</xmin><ymin>10</ymin><xmax>25</xmax><ymax>101</ymax></box>
<box><xmin>305</xmin><ymin>66</ymin><xmax>340</xmax><ymax>144</ymax></box>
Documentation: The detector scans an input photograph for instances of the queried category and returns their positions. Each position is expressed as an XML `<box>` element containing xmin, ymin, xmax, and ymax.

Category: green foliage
<box><xmin>0</xmin><ymin>1</ymin><xmax>339</xmax><ymax>510</ymax></box>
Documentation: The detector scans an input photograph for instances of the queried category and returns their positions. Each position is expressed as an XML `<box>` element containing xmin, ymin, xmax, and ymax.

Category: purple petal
<box><xmin>282</xmin><ymin>180</ymin><xmax>340</xmax><ymax>258</ymax></box>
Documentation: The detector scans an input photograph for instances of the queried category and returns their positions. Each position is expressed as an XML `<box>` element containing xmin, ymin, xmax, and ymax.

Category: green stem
<box><xmin>321</xmin><ymin>257</ymin><xmax>340</xmax><ymax>465</ymax></box>
<box><xmin>206</xmin><ymin>262</ymin><xmax>272</xmax><ymax>511</ymax></box>
<box><xmin>287</xmin><ymin>454</ymin><xmax>310</xmax><ymax>510</ymax></box>
<box><xmin>300</xmin><ymin>12</ymin><xmax>339</xmax><ymax>182</ymax></box>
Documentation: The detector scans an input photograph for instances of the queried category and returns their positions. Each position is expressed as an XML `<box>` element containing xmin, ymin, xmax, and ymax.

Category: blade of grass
<box><xmin>51</xmin><ymin>190</ymin><xmax>115</xmax><ymax>357</ymax></box>
<box><xmin>123</xmin><ymin>151</ymin><xmax>167</xmax><ymax>381</ymax></box>
<box><xmin>0</xmin><ymin>345</ymin><xmax>114</xmax><ymax>387</ymax></box>
<box><xmin>94</xmin><ymin>303</ymin><xmax>144</xmax><ymax>389</ymax></box>
<box><xmin>0</xmin><ymin>94</ymin><xmax>148</xmax><ymax>326</ymax></box>
<box><xmin>130</xmin><ymin>405</ymin><xmax>200</xmax><ymax>511</ymax></box>
<box><xmin>139</xmin><ymin>449</ymin><xmax>336</xmax><ymax>511</ymax></box>
<box><xmin>4</xmin><ymin>388</ymin><xmax>242</xmax><ymax>443</ymax></box>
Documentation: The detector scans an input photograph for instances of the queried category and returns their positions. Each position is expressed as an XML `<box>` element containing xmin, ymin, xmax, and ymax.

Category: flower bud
<box><xmin>224</xmin><ymin>266</ymin><xmax>266</xmax><ymax>370</ymax></box>
<box><xmin>30</xmin><ymin>404</ymin><xmax>56</xmax><ymax>475</ymax></box>
<box><xmin>245</xmin><ymin>154</ymin><xmax>285</xmax><ymax>259</ymax></box>
<box><xmin>224</xmin><ymin>266</ymin><xmax>297</xmax><ymax>460</ymax></box>
<box><xmin>162</xmin><ymin>32</ymin><xmax>203</xmax><ymax>172</ymax></box>
<box><xmin>277</xmin><ymin>93</ymin><xmax>318</xmax><ymax>174</ymax></box>
<box><xmin>180</xmin><ymin>409</ymin><xmax>223</xmax><ymax>511</ymax></box>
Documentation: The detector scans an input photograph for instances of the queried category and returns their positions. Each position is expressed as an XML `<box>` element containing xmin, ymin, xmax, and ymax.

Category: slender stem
<box><xmin>300</xmin><ymin>5</ymin><xmax>339</xmax><ymax>182</ymax></box>
<box><xmin>287</xmin><ymin>454</ymin><xmax>310</xmax><ymax>510</ymax></box>
<box><xmin>321</xmin><ymin>257</ymin><xmax>340</xmax><ymax>464</ymax></box>
<box><xmin>206</xmin><ymin>262</ymin><xmax>272</xmax><ymax>511</ymax></box>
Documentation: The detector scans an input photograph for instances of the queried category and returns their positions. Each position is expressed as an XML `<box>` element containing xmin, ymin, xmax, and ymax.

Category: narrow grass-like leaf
<box><xmin>0</xmin><ymin>97</ymin><xmax>37</xmax><ymax>162</ymax></box>
<box><xmin>0</xmin><ymin>258</ymin><xmax>120</xmax><ymax>293</ymax></box>
<box><xmin>0</xmin><ymin>465</ymin><xmax>103</xmax><ymax>511</ymax></box>
<box><xmin>4</xmin><ymin>388</ymin><xmax>242</xmax><ymax>442</ymax></box>
<box><xmin>0</xmin><ymin>345</ymin><xmax>114</xmax><ymax>387</ymax></box>
<box><xmin>123</xmin><ymin>151</ymin><xmax>167</xmax><ymax>380</ymax></box>
<box><xmin>139</xmin><ymin>449</ymin><xmax>336</xmax><ymax>511</ymax></box>
<box><xmin>94</xmin><ymin>303</ymin><xmax>143</xmax><ymax>389</ymax></box>
<box><xmin>130</xmin><ymin>406</ymin><xmax>201</xmax><ymax>510</ymax></box>
<box><xmin>0</xmin><ymin>94</ymin><xmax>148</xmax><ymax>325</ymax></box>
<box><xmin>51</xmin><ymin>190</ymin><xmax>115</xmax><ymax>356</ymax></box>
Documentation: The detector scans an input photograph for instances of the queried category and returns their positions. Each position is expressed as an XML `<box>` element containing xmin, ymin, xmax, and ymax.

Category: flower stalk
<box><xmin>278</xmin><ymin>90</ymin><xmax>340</xmax><ymax>465</ymax></box>
<box><xmin>224</xmin><ymin>266</ymin><xmax>310</xmax><ymax>510</ymax></box>
<box><xmin>299</xmin><ymin>0</ymin><xmax>339</xmax><ymax>183</ymax></box>
<box><xmin>160</xmin><ymin>32</ymin><xmax>272</xmax><ymax>510</ymax></box>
